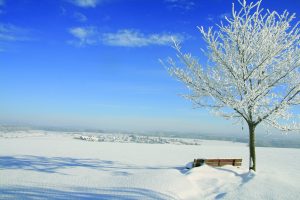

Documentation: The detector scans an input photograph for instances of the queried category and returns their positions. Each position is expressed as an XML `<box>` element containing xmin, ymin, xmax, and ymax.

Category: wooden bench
<box><xmin>192</xmin><ymin>158</ymin><xmax>242</xmax><ymax>168</ymax></box>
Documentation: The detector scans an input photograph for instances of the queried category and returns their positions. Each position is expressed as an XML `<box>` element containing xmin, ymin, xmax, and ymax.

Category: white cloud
<box><xmin>206</xmin><ymin>15</ymin><xmax>214</xmax><ymax>22</ymax></box>
<box><xmin>73</xmin><ymin>12</ymin><xmax>88</xmax><ymax>22</ymax></box>
<box><xmin>207</xmin><ymin>12</ymin><xmax>231</xmax><ymax>22</ymax></box>
<box><xmin>0</xmin><ymin>23</ymin><xmax>30</xmax><ymax>42</ymax></box>
<box><xmin>68</xmin><ymin>27</ymin><xmax>185</xmax><ymax>47</ymax></box>
<box><xmin>219</xmin><ymin>12</ymin><xmax>231</xmax><ymax>19</ymax></box>
<box><xmin>0</xmin><ymin>0</ymin><xmax>5</xmax><ymax>14</ymax></box>
<box><xmin>67</xmin><ymin>0</ymin><xmax>102</xmax><ymax>8</ymax></box>
<box><xmin>102</xmin><ymin>29</ymin><xmax>184</xmax><ymax>47</ymax></box>
<box><xmin>68</xmin><ymin>26</ymin><xmax>97</xmax><ymax>46</ymax></box>
<box><xmin>165</xmin><ymin>0</ymin><xmax>195</xmax><ymax>11</ymax></box>
<box><xmin>60</xmin><ymin>6</ymin><xmax>67</xmax><ymax>15</ymax></box>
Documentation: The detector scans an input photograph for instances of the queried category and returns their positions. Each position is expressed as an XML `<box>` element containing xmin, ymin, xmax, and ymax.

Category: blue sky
<box><xmin>0</xmin><ymin>0</ymin><xmax>299</xmax><ymax>133</ymax></box>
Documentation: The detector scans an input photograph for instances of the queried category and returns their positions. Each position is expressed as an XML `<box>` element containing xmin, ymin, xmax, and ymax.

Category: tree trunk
<box><xmin>248</xmin><ymin>123</ymin><xmax>256</xmax><ymax>171</ymax></box>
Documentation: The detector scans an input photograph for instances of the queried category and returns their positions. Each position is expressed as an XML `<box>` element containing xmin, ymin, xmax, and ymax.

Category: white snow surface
<box><xmin>0</xmin><ymin>131</ymin><xmax>299</xmax><ymax>199</ymax></box>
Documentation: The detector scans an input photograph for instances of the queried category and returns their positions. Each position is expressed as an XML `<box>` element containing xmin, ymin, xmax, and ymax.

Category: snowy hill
<box><xmin>74</xmin><ymin>134</ymin><xmax>203</xmax><ymax>145</ymax></box>
<box><xmin>0</xmin><ymin>132</ymin><xmax>299</xmax><ymax>199</ymax></box>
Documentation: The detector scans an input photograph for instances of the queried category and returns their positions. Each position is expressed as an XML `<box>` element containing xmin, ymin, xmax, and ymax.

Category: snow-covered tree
<box><xmin>165</xmin><ymin>0</ymin><xmax>300</xmax><ymax>171</ymax></box>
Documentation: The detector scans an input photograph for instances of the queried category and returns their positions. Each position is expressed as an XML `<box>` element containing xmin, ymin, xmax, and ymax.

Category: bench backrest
<box><xmin>193</xmin><ymin>158</ymin><xmax>242</xmax><ymax>167</ymax></box>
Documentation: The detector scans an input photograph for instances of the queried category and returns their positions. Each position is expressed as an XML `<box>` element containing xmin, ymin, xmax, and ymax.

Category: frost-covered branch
<box><xmin>166</xmin><ymin>0</ymin><xmax>300</xmax><ymax>131</ymax></box>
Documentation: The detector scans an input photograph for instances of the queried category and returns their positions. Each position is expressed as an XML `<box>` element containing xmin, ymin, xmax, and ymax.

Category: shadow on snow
<box><xmin>0</xmin><ymin>155</ymin><xmax>179</xmax><ymax>199</ymax></box>
<box><xmin>0</xmin><ymin>186</ymin><xmax>176</xmax><ymax>200</ymax></box>
<box><xmin>0</xmin><ymin>155</ymin><xmax>173</xmax><ymax>175</ymax></box>
<box><xmin>0</xmin><ymin>155</ymin><xmax>255</xmax><ymax>200</ymax></box>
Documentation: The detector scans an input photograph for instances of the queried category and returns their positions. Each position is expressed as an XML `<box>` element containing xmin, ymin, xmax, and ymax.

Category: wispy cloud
<box><xmin>165</xmin><ymin>0</ymin><xmax>196</xmax><ymax>11</ymax></box>
<box><xmin>68</xmin><ymin>26</ymin><xmax>97</xmax><ymax>46</ymax></box>
<box><xmin>0</xmin><ymin>23</ymin><xmax>32</xmax><ymax>52</ymax></box>
<box><xmin>219</xmin><ymin>12</ymin><xmax>231</xmax><ymax>19</ymax></box>
<box><xmin>68</xmin><ymin>27</ymin><xmax>186</xmax><ymax>47</ymax></box>
<box><xmin>102</xmin><ymin>29</ymin><xmax>184</xmax><ymax>47</ymax></box>
<box><xmin>0</xmin><ymin>23</ymin><xmax>30</xmax><ymax>42</ymax></box>
<box><xmin>60</xmin><ymin>6</ymin><xmax>67</xmax><ymax>15</ymax></box>
<box><xmin>206</xmin><ymin>15</ymin><xmax>214</xmax><ymax>22</ymax></box>
<box><xmin>73</xmin><ymin>12</ymin><xmax>88</xmax><ymax>22</ymax></box>
<box><xmin>67</xmin><ymin>0</ymin><xmax>102</xmax><ymax>8</ymax></box>
<box><xmin>0</xmin><ymin>0</ymin><xmax>5</xmax><ymax>14</ymax></box>
<box><xmin>206</xmin><ymin>12</ymin><xmax>231</xmax><ymax>22</ymax></box>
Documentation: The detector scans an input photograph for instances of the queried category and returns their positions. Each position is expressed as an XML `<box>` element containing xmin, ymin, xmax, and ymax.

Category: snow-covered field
<box><xmin>0</xmin><ymin>131</ymin><xmax>299</xmax><ymax>199</ymax></box>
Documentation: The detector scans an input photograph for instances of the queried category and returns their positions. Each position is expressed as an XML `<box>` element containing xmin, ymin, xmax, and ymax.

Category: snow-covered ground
<box><xmin>0</xmin><ymin>131</ymin><xmax>299</xmax><ymax>199</ymax></box>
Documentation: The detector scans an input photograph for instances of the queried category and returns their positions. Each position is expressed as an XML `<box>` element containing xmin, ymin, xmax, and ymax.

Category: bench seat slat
<box><xmin>192</xmin><ymin>158</ymin><xmax>242</xmax><ymax>168</ymax></box>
